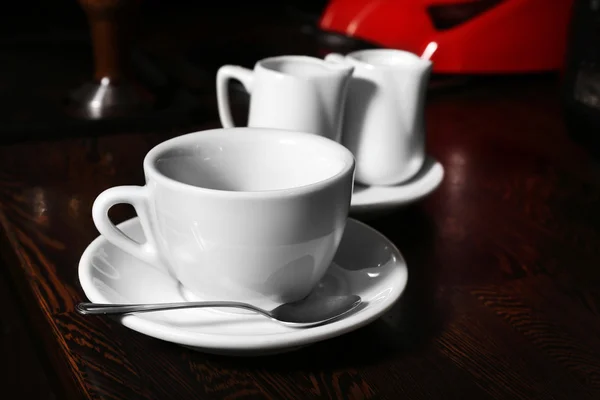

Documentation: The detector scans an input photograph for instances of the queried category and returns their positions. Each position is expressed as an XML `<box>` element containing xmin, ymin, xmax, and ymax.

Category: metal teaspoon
<box><xmin>76</xmin><ymin>295</ymin><xmax>362</xmax><ymax>328</ymax></box>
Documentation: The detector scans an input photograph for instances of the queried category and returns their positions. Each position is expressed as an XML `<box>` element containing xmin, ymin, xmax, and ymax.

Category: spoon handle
<box><xmin>76</xmin><ymin>301</ymin><xmax>265</xmax><ymax>316</ymax></box>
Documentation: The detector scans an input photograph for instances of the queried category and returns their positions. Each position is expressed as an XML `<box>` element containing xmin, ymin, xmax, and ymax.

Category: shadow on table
<box><xmin>203</xmin><ymin>205</ymin><xmax>447</xmax><ymax>370</ymax></box>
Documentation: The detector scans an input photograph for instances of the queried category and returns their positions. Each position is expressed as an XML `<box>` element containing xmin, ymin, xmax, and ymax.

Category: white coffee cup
<box><xmin>216</xmin><ymin>55</ymin><xmax>353</xmax><ymax>142</ymax></box>
<box><xmin>326</xmin><ymin>49</ymin><xmax>432</xmax><ymax>186</ymax></box>
<box><xmin>92</xmin><ymin>128</ymin><xmax>355</xmax><ymax>309</ymax></box>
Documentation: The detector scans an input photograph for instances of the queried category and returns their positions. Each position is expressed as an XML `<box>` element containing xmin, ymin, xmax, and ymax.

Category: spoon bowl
<box><xmin>76</xmin><ymin>295</ymin><xmax>362</xmax><ymax>328</ymax></box>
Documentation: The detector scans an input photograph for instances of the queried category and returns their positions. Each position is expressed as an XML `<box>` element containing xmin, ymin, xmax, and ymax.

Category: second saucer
<box><xmin>350</xmin><ymin>155</ymin><xmax>444</xmax><ymax>213</ymax></box>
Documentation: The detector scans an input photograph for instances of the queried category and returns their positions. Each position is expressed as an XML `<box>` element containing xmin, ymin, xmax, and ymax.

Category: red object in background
<box><xmin>318</xmin><ymin>0</ymin><xmax>575</xmax><ymax>74</ymax></box>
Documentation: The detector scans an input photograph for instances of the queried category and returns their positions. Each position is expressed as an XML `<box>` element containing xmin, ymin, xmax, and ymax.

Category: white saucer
<box><xmin>78</xmin><ymin>217</ymin><xmax>408</xmax><ymax>356</ymax></box>
<box><xmin>350</xmin><ymin>155</ymin><xmax>444</xmax><ymax>212</ymax></box>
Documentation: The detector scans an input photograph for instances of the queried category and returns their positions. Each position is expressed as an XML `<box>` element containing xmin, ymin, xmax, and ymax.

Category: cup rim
<box><xmin>343</xmin><ymin>48</ymin><xmax>432</xmax><ymax>70</ymax></box>
<box><xmin>143</xmin><ymin>127</ymin><xmax>356</xmax><ymax>198</ymax></box>
<box><xmin>256</xmin><ymin>55</ymin><xmax>353</xmax><ymax>78</ymax></box>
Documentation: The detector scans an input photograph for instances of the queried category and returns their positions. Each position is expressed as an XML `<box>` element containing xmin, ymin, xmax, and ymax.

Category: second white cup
<box><xmin>216</xmin><ymin>55</ymin><xmax>354</xmax><ymax>143</ymax></box>
<box><xmin>326</xmin><ymin>49</ymin><xmax>432</xmax><ymax>186</ymax></box>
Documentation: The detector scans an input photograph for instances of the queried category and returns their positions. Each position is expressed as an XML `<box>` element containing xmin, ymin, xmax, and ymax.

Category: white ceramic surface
<box><xmin>326</xmin><ymin>49</ymin><xmax>432</xmax><ymax>186</ymax></box>
<box><xmin>350</xmin><ymin>155</ymin><xmax>444</xmax><ymax>212</ymax></box>
<box><xmin>92</xmin><ymin>128</ymin><xmax>355</xmax><ymax>311</ymax></box>
<box><xmin>217</xmin><ymin>55</ymin><xmax>353</xmax><ymax>142</ymax></box>
<box><xmin>79</xmin><ymin>217</ymin><xmax>408</xmax><ymax>356</ymax></box>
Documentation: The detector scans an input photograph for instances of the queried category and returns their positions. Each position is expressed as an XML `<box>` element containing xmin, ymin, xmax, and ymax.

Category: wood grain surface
<box><xmin>1</xmin><ymin>74</ymin><xmax>600</xmax><ymax>400</ymax></box>
<box><xmin>0</xmin><ymin>262</ymin><xmax>57</xmax><ymax>399</ymax></box>
<box><xmin>1</xmin><ymin>4</ymin><xmax>600</xmax><ymax>400</ymax></box>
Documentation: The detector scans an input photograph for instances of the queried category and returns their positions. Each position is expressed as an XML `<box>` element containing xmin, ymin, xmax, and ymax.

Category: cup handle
<box><xmin>324</xmin><ymin>53</ymin><xmax>347</xmax><ymax>64</ymax></box>
<box><xmin>92</xmin><ymin>185</ymin><xmax>165</xmax><ymax>273</ymax></box>
<box><xmin>216</xmin><ymin>65</ymin><xmax>254</xmax><ymax>128</ymax></box>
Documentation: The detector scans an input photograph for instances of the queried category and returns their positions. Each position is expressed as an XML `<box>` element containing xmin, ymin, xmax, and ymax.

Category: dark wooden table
<box><xmin>2</xmin><ymin>4</ymin><xmax>600</xmax><ymax>400</ymax></box>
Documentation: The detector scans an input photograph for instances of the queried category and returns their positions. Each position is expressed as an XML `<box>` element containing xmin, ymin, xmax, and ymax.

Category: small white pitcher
<box><xmin>326</xmin><ymin>49</ymin><xmax>432</xmax><ymax>186</ymax></box>
<box><xmin>217</xmin><ymin>55</ymin><xmax>354</xmax><ymax>143</ymax></box>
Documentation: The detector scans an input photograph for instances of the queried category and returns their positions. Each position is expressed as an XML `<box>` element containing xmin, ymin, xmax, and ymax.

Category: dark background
<box><xmin>0</xmin><ymin>0</ymin><xmax>356</xmax><ymax>143</ymax></box>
